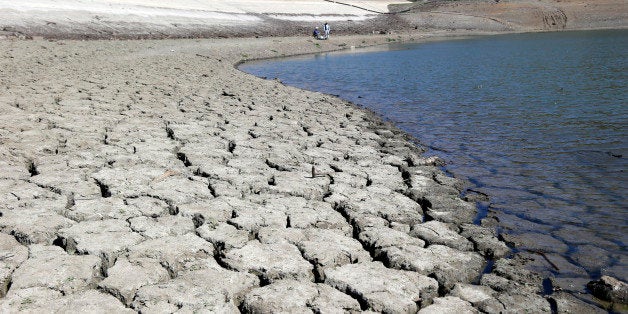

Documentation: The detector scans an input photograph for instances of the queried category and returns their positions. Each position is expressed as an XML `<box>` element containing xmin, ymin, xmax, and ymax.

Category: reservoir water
<box><xmin>240</xmin><ymin>30</ymin><xmax>627</xmax><ymax>291</ymax></box>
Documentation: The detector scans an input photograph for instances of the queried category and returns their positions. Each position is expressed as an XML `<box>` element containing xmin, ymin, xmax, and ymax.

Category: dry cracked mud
<box><xmin>0</xmin><ymin>34</ymin><xmax>606</xmax><ymax>312</ymax></box>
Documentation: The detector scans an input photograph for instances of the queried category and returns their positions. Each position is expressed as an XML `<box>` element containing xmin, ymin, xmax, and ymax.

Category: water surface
<box><xmin>240</xmin><ymin>30</ymin><xmax>627</xmax><ymax>290</ymax></box>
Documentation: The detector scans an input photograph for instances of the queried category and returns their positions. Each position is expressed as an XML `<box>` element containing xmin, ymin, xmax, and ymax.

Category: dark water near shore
<box><xmin>240</xmin><ymin>30</ymin><xmax>627</xmax><ymax>290</ymax></box>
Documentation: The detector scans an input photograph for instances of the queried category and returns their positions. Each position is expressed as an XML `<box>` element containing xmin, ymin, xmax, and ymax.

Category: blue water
<box><xmin>240</xmin><ymin>30</ymin><xmax>628</xmax><ymax>289</ymax></box>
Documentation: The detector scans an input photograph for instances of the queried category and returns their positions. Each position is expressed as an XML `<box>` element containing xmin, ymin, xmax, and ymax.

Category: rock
<box><xmin>327</xmin><ymin>185</ymin><xmax>424</xmax><ymax>226</ymax></box>
<box><xmin>176</xmin><ymin>197</ymin><xmax>239</xmax><ymax>227</ymax></box>
<box><xmin>98</xmin><ymin>257</ymin><xmax>170</xmax><ymax>305</ymax></box>
<box><xmin>500</xmin><ymin>232</ymin><xmax>569</xmax><ymax>254</ymax></box>
<box><xmin>128</xmin><ymin>215</ymin><xmax>195</xmax><ymax>239</ymax></box>
<box><xmin>587</xmin><ymin>276</ymin><xmax>628</xmax><ymax>304</ymax></box>
<box><xmin>265</xmin><ymin>197</ymin><xmax>351</xmax><ymax>235</ymax></box>
<box><xmin>418</xmin><ymin>296</ymin><xmax>478</xmax><ymax>314</ymax></box>
<box><xmin>550</xmin><ymin>276</ymin><xmax>592</xmax><ymax>294</ymax></box>
<box><xmin>424</xmin><ymin>197</ymin><xmax>477</xmax><ymax>225</ymax></box>
<box><xmin>124</xmin><ymin>196</ymin><xmax>171</xmax><ymax>218</ymax></box>
<box><xmin>490</xmin><ymin>257</ymin><xmax>544</xmax><ymax>292</ymax></box>
<box><xmin>197</xmin><ymin>222</ymin><xmax>251</xmax><ymax>253</ymax></box>
<box><xmin>518</xmin><ymin>252</ymin><xmax>588</xmax><ymax>278</ymax></box>
<box><xmin>451</xmin><ymin>283</ymin><xmax>496</xmax><ymax>305</ymax></box>
<box><xmin>241</xmin><ymin>280</ymin><xmax>361</xmax><ymax>313</ymax></box>
<box><xmin>410</xmin><ymin>221</ymin><xmax>474</xmax><ymax>251</ymax></box>
<box><xmin>126</xmin><ymin>234</ymin><xmax>215</xmax><ymax>277</ymax></box>
<box><xmin>480</xmin><ymin>273</ymin><xmax>515</xmax><ymax>292</ymax></box>
<box><xmin>0</xmin><ymin>208</ymin><xmax>75</xmax><ymax>245</ymax></box>
<box><xmin>0</xmin><ymin>287</ymin><xmax>63</xmax><ymax>312</ymax></box>
<box><xmin>52</xmin><ymin>290</ymin><xmax>135</xmax><ymax>313</ymax></box>
<box><xmin>349</xmin><ymin>213</ymin><xmax>389</xmax><ymax>231</ymax></box>
<box><xmin>358</xmin><ymin>227</ymin><xmax>425</xmax><ymax>259</ymax></box>
<box><xmin>62</xmin><ymin>197</ymin><xmax>141</xmax><ymax>221</ymax></box>
<box><xmin>363</xmin><ymin>163</ymin><xmax>406</xmax><ymax>191</ymax></box>
<box><xmin>10</xmin><ymin>245</ymin><xmax>101</xmax><ymax>294</ymax></box>
<box><xmin>132</xmin><ymin>266</ymin><xmax>259</xmax><ymax>312</ymax></box>
<box><xmin>572</xmin><ymin>245</ymin><xmax>612</xmax><ymax>271</ymax></box>
<box><xmin>149</xmin><ymin>175</ymin><xmax>213</xmax><ymax>205</ymax></box>
<box><xmin>229</xmin><ymin>206</ymin><xmax>287</xmax><ymax>233</ymax></box>
<box><xmin>384</xmin><ymin>244</ymin><xmax>485</xmax><ymax>291</ymax></box>
<box><xmin>459</xmin><ymin>223</ymin><xmax>511</xmax><ymax>258</ymax></box>
<box><xmin>487</xmin><ymin>212</ymin><xmax>554</xmax><ymax>233</ymax></box>
<box><xmin>296</xmin><ymin>228</ymin><xmax>371</xmax><ymax>281</ymax></box>
<box><xmin>0</xmin><ymin>233</ymin><xmax>29</xmax><ymax>297</ymax></box>
<box><xmin>476</xmin><ymin>297</ymin><xmax>506</xmax><ymax>313</ymax></box>
<box><xmin>57</xmin><ymin>219</ymin><xmax>145</xmax><ymax>268</ymax></box>
<box><xmin>29</xmin><ymin>170</ymin><xmax>101</xmax><ymax>198</ymax></box>
<box><xmin>550</xmin><ymin>291</ymin><xmax>607</xmax><ymax>313</ymax></box>
<box><xmin>494</xmin><ymin>291</ymin><xmax>552</xmax><ymax>313</ymax></box>
<box><xmin>269</xmin><ymin>171</ymin><xmax>330</xmax><ymax>200</ymax></box>
<box><xmin>257</xmin><ymin>226</ymin><xmax>308</xmax><ymax>245</ymax></box>
<box><xmin>553</xmin><ymin>225</ymin><xmax>619</xmax><ymax>250</ymax></box>
<box><xmin>221</xmin><ymin>241</ymin><xmax>314</xmax><ymax>284</ymax></box>
<box><xmin>325</xmin><ymin>261</ymin><xmax>438</xmax><ymax>312</ymax></box>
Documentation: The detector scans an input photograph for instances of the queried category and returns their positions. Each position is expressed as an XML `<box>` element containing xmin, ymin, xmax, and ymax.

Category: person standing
<box><xmin>323</xmin><ymin>22</ymin><xmax>330</xmax><ymax>39</ymax></box>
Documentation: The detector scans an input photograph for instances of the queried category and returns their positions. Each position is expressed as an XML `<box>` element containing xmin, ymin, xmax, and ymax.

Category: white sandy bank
<box><xmin>0</xmin><ymin>0</ymin><xmax>409</xmax><ymax>23</ymax></box>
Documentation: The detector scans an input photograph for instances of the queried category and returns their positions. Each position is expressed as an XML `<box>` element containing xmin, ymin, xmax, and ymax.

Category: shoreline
<box><xmin>0</xmin><ymin>30</ymin><xmax>612</xmax><ymax>312</ymax></box>
<box><xmin>1</xmin><ymin>0</ymin><xmax>626</xmax><ymax>310</ymax></box>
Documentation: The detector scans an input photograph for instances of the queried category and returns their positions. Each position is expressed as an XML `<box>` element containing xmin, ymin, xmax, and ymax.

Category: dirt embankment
<box><xmin>0</xmin><ymin>0</ymin><xmax>625</xmax><ymax>40</ymax></box>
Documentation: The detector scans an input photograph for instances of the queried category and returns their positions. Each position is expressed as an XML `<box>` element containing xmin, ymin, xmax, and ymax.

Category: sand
<box><xmin>0</xmin><ymin>0</ymin><xmax>626</xmax><ymax>312</ymax></box>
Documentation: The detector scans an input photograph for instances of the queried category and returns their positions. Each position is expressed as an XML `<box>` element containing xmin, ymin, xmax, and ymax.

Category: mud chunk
<box><xmin>58</xmin><ymin>219</ymin><xmax>144</xmax><ymax>268</ymax></box>
<box><xmin>384</xmin><ymin>244</ymin><xmax>485</xmax><ymax>291</ymax></box>
<box><xmin>126</xmin><ymin>234</ymin><xmax>214</xmax><ymax>277</ymax></box>
<box><xmin>10</xmin><ymin>245</ymin><xmax>101</xmax><ymax>294</ymax></box>
<box><xmin>128</xmin><ymin>215</ymin><xmax>195</xmax><ymax>239</ymax></box>
<box><xmin>221</xmin><ymin>241</ymin><xmax>314</xmax><ymax>284</ymax></box>
<box><xmin>550</xmin><ymin>291</ymin><xmax>607</xmax><ymax>314</ymax></box>
<box><xmin>63</xmin><ymin>197</ymin><xmax>142</xmax><ymax>221</ymax></box>
<box><xmin>0</xmin><ymin>208</ymin><xmax>74</xmax><ymax>245</ymax></box>
<box><xmin>98</xmin><ymin>257</ymin><xmax>170</xmax><ymax>305</ymax></box>
<box><xmin>242</xmin><ymin>280</ymin><xmax>361</xmax><ymax>313</ymax></box>
<box><xmin>587</xmin><ymin>276</ymin><xmax>628</xmax><ymax>304</ymax></box>
<box><xmin>410</xmin><ymin>221</ymin><xmax>473</xmax><ymax>251</ymax></box>
<box><xmin>500</xmin><ymin>232</ymin><xmax>569</xmax><ymax>254</ymax></box>
<box><xmin>418</xmin><ymin>296</ymin><xmax>478</xmax><ymax>314</ymax></box>
<box><xmin>132</xmin><ymin>266</ymin><xmax>258</xmax><ymax>312</ymax></box>
<box><xmin>196</xmin><ymin>222</ymin><xmax>251</xmax><ymax>252</ymax></box>
<box><xmin>451</xmin><ymin>283</ymin><xmax>497</xmax><ymax>305</ymax></box>
<box><xmin>459</xmin><ymin>223</ymin><xmax>510</xmax><ymax>258</ymax></box>
<box><xmin>0</xmin><ymin>233</ymin><xmax>29</xmax><ymax>297</ymax></box>
<box><xmin>325</xmin><ymin>261</ymin><xmax>438</xmax><ymax>312</ymax></box>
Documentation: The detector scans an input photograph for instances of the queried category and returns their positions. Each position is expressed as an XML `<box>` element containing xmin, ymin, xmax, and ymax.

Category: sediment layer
<box><xmin>0</xmin><ymin>33</ymin><xmax>607</xmax><ymax>312</ymax></box>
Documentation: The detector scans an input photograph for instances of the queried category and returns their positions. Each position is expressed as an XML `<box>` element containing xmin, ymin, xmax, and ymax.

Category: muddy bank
<box><xmin>0</xmin><ymin>31</ymin><xmax>612</xmax><ymax>312</ymax></box>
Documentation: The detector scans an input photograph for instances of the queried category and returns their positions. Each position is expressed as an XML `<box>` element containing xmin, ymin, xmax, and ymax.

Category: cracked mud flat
<box><xmin>0</xmin><ymin>35</ymin><xmax>604</xmax><ymax>312</ymax></box>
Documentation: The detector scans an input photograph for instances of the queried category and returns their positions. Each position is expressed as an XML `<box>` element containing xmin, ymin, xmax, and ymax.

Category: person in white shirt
<box><xmin>323</xmin><ymin>23</ymin><xmax>330</xmax><ymax>39</ymax></box>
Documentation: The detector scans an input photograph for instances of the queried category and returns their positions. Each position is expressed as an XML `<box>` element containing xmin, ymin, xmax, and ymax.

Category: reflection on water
<box><xmin>240</xmin><ymin>30</ymin><xmax>628</xmax><ymax>290</ymax></box>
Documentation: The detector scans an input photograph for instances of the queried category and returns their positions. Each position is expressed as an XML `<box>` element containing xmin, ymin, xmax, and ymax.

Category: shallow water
<box><xmin>240</xmin><ymin>30</ymin><xmax>627</xmax><ymax>289</ymax></box>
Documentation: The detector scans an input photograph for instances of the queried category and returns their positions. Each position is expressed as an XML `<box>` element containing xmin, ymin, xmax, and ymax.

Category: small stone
<box><xmin>10</xmin><ymin>245</ymin><xmax>101</xmax><ymax>294</ymax></box>
<box><xmin>221</xmin><ymin>241</ymin><xmax>314</xmax><ymax>284</ymax></box>
<box><xmin>551</xmin><ymin>291</ymin><xmax>607</xmax><ymax>313</ymax></box>
<box><xmin>98</xmin><ymin>257</ymin><xmax>170</xmax><ymax>305</ymax></box>
<box><xmin>58</xmin><ymin>219</ymin><xmax>144</xmax><ymax>268</ymax></box>
<box><xmin>0</xmin><ymin>234</ymin><xmax>29</xmax><ymax>297</ymax></box>
<box><xmin>410</xmin><ymin>221</ymin><xmax>473</xmax><ymax>251</ymax></box>
<box><xmin>587</xmin><ymin>276</ymin><xmax>628</xmax><ymax>304</ymax></box>
<box><xmin>325</xmin><ymin>261</ymin><xmax>438</xmax><ymax>312</ymax></box>
<box><xmin>241</xmin><ymin>280</ymin><xmax>361</xmax><ymax>313</ymax></box>
<box><xmin>418</xmin><ymin>296</ymin><xmax>478</xmax><ymax>313</ymax></box>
